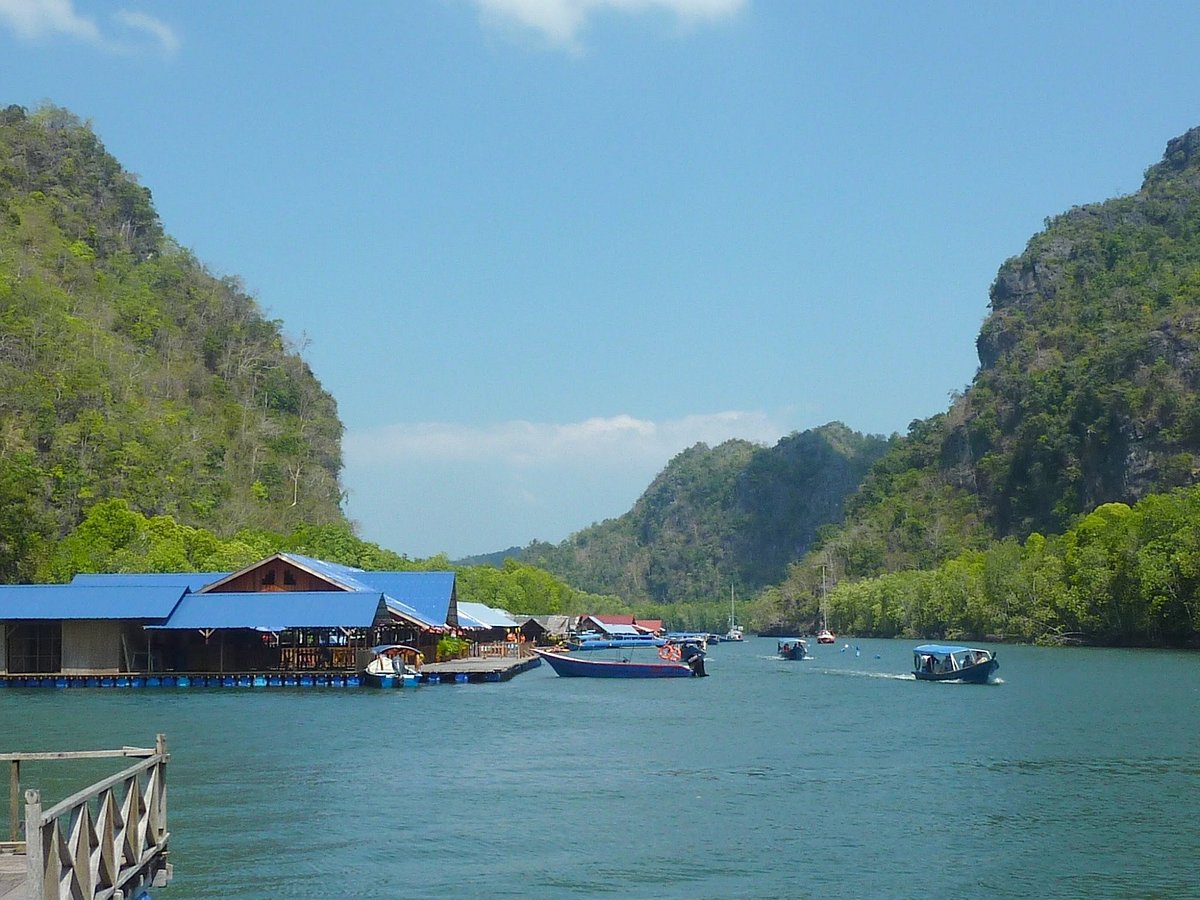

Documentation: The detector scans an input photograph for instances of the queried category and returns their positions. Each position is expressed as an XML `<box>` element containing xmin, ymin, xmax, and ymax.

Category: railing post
<box><xmin>156</xmin><ymin>733</ymin><xmax>168</xmax><ymax>841</ymax></box>
<box><xmin>24</xmin><ymin>789</ymin><xmax>43</xmax><ymax>900</ymax></box>
<box><xmin>8</xmin><ymin>759</ymin><xmax>17</xmax><ymax>842</ymax></box>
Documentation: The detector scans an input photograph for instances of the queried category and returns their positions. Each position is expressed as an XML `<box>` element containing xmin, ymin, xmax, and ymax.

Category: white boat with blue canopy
<box><xmin>912</xmin><ymin>644</ymin><xmax>998</xmax><ymax>684</ymax></box>
<box><xmin>362</xmin><ymin>644</ymin><xmax>423</xmax><ymax>687</ymax></box>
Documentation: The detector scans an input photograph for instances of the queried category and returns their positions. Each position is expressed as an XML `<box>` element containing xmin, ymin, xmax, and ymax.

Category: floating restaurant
<box><xmin>0</xmin><ymin>553</ymin><xmax>536</xmax><ymax>687</ymax></box>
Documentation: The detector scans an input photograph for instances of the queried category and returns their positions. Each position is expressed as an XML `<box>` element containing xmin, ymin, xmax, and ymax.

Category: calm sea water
<box><xmin>2</xmin><ymin>638</ymin><xmax>1198</xmax><ymax>899</ymax></box>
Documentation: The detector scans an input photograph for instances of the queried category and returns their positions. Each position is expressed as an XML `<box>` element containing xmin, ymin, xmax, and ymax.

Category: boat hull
<box><xmin>362</xmin><ymin>672</ymin><xmax>420</xmax><ymax>688</ymax></box>
<box><xmin>913</xmin><ymin>659</ymin><xmax>999</xmax><ymax>684</ymax></box>
<box><xmin>533</xmin><ymin>647</ymin><xmax>696</xmax><ymax>678</ymax></box>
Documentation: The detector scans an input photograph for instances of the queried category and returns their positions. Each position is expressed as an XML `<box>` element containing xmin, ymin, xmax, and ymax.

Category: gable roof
<box><xmin>151</xmin><ymin>591</ymin><xmax>387</xmax><ymax>631</ymax></box>
<box><xmin>0</xmin><ymin>584</ymin><xmax>189</xmax><ymax>620</ymax></box>
<box><xmin>197</xmin><ymin>552</ymin><xmax>360</xmax><ymax>593</ymax></box>
<box><xmin>456</xmin><ymin>601</ymin><xmax>519</xmax><ymax>629</ymax></box>
<box><xmin>351</xmin><ymin>571</ymin><xmax>456</xmax><ymax>629</ymax></box>
<box><xmin>191</xmin><ymin>554</ymin><xmax>456</xmax><ymax>629</ymax></box>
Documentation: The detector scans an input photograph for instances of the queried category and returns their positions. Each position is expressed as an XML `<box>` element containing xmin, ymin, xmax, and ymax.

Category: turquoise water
<box><xmin>3</xmin><ymin>638</ymin><xmax>1199</xmax><ymax>898</ymax></box>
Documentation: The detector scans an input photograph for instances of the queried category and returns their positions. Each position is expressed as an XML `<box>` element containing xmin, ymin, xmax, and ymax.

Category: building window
<box><xmin>262</xmin><ymin>569</ymin><xmax>276</xmax><ymax>586</ymax></box>
<box><xmin>283</xmin><ymin>570</ymin><xmax>296</xmax><ymax>586</ymax></box>
<box><xmin>5</xmin><ymin>621</ymin><xmax>63</xmax><ymax>674</ymax></box>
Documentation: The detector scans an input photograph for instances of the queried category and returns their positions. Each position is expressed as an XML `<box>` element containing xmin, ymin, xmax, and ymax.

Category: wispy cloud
<box><xmin>471</xmin><ymin>0</ymin><xmax>747</xmax><ymax>51</ymax></box>
<box><xmin>343</xmin><ymin>409</ymin><xmax>794</xmax><ymax>556</ymax></box>
<box><xmin>345</xmin><ymin>409</ymin><xmax>786</xmax><ymax>468</ymax></box>
<box><xmin>0</xmin><ymin>0</ymin><xmax>178</xmax><ymax>56</ymax></box>
<box><xmin>114</xmin><ymin>9</ymin><xmax>179</xmax><ymax>56</ymax></box>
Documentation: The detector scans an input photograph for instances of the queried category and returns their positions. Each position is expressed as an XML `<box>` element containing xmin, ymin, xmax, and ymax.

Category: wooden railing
<box><xmin>473</xmin><ymin>641</ymin><xmax>530</xmax><ymax>659</ymax></box>
<box><xmin>2</xmin><ymin>735</ymin><xmax>171</xmax><ymax>899</ymax></box>
<box><xmin>279</xmin><ymin>646</ymin><xmax>358</xmax><ymax>669</ymax></box>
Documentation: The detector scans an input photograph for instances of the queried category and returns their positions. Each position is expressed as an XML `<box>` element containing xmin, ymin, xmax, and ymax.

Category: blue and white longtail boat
<box><xmin>912</xmin><ymin>644</ymin><xmax>998</xmax><ymax>684</ymax></box>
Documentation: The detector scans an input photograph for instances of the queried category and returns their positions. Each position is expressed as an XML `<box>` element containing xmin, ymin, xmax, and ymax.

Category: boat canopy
<box><xmin>369</xmin><ymin>644</ymin><xmax>421</xmax><ymax>656</ymax></box>
<box><xmin>914</xmin><ymin>644</ymin><xmax>980</xmax><ymax>656</ymax></box>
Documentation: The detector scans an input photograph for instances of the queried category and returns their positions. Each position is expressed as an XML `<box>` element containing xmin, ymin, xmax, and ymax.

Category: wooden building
<box><xmin>0</xmin><ymin>553</ymin><xmax>459</xmax><ymax>679</ymax></box>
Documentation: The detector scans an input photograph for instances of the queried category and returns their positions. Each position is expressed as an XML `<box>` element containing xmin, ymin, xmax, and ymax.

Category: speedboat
<box><xmin>533</xmin><ymin>641</ymin><xmax>707</xmax><ymax>678</ymax></box>
<box><xmin>912</xmin><ymin>644</ymin><xmax>998</xmax><ymax>684</ymax></box>
<box><xmin>777</xmin><ymin>639</ymin><xmax>808</xmax><ymax>660</ymax></box>
<box><xmin>362</xmin><ymin>644</ymin><xmax>423</xmax><ymax>687</ymax></box>
<box><xmin>815</xmin><ymin>628</ymin><xmax>836</xmax><ymax>644</ymax></box>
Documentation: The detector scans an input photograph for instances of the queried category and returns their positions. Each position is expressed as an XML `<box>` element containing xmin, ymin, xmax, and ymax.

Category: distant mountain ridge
<box><xmin>465</xmin><ymin>423</ymin><xmax>889</xmax><ymax>604</ymax></box>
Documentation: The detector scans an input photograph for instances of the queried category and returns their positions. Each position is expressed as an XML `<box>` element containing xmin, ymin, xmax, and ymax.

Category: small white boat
<box><xmin>362</xmin><ymin>644</ymin><xmax>422</xmax><ymax>687</ymax></box>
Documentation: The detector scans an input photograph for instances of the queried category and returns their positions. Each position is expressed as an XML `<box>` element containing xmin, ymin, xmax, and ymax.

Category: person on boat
<box><xmin>681</xmin><ymin>642</ymin><xmax>707</xmax><ymax>677</ymax></box>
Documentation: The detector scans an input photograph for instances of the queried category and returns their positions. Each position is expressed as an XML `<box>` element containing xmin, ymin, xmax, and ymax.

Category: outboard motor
<box><xmin>681</xmin><ymin>642</ymin><xmax>707</xmax><ymax>677</ymax></box>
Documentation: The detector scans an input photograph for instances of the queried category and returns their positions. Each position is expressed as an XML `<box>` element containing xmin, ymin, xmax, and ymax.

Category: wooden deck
<box><xmin>418</xmin><ymin>654</ymin><xmax>541</xmax><ymax>683</ymax></box>
<box><xmin>0</xmin><ymin>851</ymin><xmax>24</xmax><ymax>900</ymax></box>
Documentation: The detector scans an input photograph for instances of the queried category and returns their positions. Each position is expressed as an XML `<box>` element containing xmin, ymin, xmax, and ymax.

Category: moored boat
<box><xmin>362</xmin><ymin>644</ymin><xmax>423</xmax><ymax>687</ymax></box>
<box><xmin>725</xmin><ymin>586</ymin><xmax>744</xmax><ymax>641</ymax></box>
<box><xmin>777</xmin><ymin>638</ymin><xmax>808</xmax><ymax>660</ymax></box>
<box><xmin>533</xmin><ymin>643</ymin><xmax>707</xmax><ymax>678</ymax></box>
<box><xmin>912</xmin><ymin>644</ymin><xmax>998</xmax><ymax>684</ymax></box>
<box><xmin>815</xmin><ymin>564</ymin><xmax>836</xmax><ymax>643</ymax></box>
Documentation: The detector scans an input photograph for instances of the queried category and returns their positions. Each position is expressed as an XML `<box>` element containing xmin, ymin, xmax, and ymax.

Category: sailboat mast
<box><xmin>821</xmin><ymin>564</ymin><xmax>828</xmax><ymax>628</ymax></box>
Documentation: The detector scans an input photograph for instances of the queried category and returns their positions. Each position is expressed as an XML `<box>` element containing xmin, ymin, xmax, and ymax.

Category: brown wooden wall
<box><xmin>211</xmin><ymin>560</ymin><xmax>340</xmax><ymax>593</ymax></box>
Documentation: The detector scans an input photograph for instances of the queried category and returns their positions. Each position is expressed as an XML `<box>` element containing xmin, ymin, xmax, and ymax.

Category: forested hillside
<box><xmin>504</xmin><ymin>423</ymin><xmax>889</xmax><ymax>604</ymax></box>
<box><xmin>762</xmin><ymin>125</ymin><xmax>1200</xmax><ymax>644</ymax></box>
<box><xmin>801</xmin><ymin>126</ymin><xmax>1200</xmax><ymax>584</ymax></box>
<box><xmin>0</xmin><ymin>105</ymin><xmax>345</xmax><ymax>578</ymax></box>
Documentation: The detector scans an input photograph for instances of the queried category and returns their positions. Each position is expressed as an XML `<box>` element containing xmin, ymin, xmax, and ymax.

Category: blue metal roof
<box><xmin>914</xmin><ymin>644</ymin><xmax>977</xmax><ymax>655</ymax></box>
<box><xmin>457</xmin><ymin>601</ymin><xmax>518</xmax><ymax>629</ymax></box>
<box><xmin>151</xmin><ymin>590</ymin><xmax>386</xmax><ymax>630</ymax></box>
<box><xmin>352</xmin><ymin>571</ymin><xmax>456</xmax><ymax>627</ymax></box>
<box><xmin>71</xmin><ymin>572</ymin><xmax>228</xmax><ymax>592</ymax></box>
<box><xmin>278</xmin><ymin>554</ymin><xmax>373</xmax><ymax>590</ymax></box>
<box><xmin>0</xmin><ymin>584</ymin><xmax>189</xmax><ymax>620</ymax></box>
<box><xmin>382</xmin><ymin>598</ymin><xmax>442</xmax><ymax>630</ymax></box>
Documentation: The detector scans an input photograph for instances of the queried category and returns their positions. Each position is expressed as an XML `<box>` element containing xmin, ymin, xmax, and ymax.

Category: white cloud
<box><xmin>472</xmin><ymin>0</ymin><xmax>747</xmax><ymax>50</ymax></box>
<box><xmin>114</xmin><ymin>10</ymin><xmax>179</xmax><ymax>56</ymax></box>
<box><xmin>0</xmin><ymin>0</ymin><xmax>100</xmax><ymax>42</ymax></box>
<box><xmin>345</xmin><ymin>409</ymin><xmax>785</xmax><ymax>469</ymax></box>
<box><xmin>0</xmin><ymin>0</ymin><xmax>178</xmax><ymax>56</ymax></box>
<box><xmin>343</xmin><ymin>409</ymin><xmax>795</xmax><ymax>556</ymax></box>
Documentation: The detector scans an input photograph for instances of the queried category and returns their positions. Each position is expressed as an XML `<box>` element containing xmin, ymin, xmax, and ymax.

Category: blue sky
<box><xmin>2</xmin><ymin>1</ymin><xmax>1199</xmax><ymax>558</ymax></box>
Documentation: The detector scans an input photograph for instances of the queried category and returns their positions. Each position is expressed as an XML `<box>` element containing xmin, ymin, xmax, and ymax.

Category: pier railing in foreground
<box><xmin>1</xmin><ymin>734</ymin><xmax>171</xmax><ymax>899</ymax></box>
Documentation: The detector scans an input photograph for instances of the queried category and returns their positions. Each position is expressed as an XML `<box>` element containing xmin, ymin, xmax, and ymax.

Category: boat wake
<box><xmin>816</xmin><ymin>668</ymin><xmax>910</xmax><ymax>681</ymax></box>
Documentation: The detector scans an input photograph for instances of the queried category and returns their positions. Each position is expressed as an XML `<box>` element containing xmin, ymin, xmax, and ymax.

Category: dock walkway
<box><xmin>418</xmin><ymin>654</ymin><xmax>540</xmax><ymax>683</ymax></box>
<box><xmin>0</xmin><ymin>852</ymin><xmax>23</xmax><ymax>900</ymax></box>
